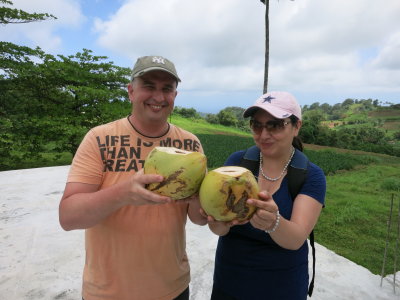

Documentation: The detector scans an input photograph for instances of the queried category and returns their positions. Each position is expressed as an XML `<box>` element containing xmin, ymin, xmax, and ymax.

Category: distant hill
<box><xmin>303</xmin><ymin>99</ymin><xmax>399</xmax><ymax>134</ymax></box>
<box><xmin>174</xmin><ymin>99</ymin><xmax>400</xmax><ymax>157</ymax></box>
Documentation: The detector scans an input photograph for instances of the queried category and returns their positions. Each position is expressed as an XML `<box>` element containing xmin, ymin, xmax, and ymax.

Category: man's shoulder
<box><xmin>89</xmin><ymin>117</ymin><xmax>127</xmax><ymax>133</ymax></box>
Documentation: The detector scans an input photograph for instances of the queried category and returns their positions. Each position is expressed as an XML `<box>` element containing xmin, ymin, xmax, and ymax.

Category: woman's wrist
<box><xmin>265</xmin><ymin>210</ymin><xmax>280</xmax><ymax>234</ymax></box>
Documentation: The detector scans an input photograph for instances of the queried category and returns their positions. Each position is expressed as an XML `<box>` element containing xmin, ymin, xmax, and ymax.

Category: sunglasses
<box><xmin>249</xmin><ymin>119</ymin><xmax>291</xmax><ymax>135</ymax></box>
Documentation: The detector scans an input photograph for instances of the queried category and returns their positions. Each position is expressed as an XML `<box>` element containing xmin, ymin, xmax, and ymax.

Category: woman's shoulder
<box><xmin>307</xmin><ymin>161</ymin><xmax>325</xmax><ymax>178</ymax></box>
<box><xmin>224</xmin><ymin>150</ymin><xmax>247</xmax><ymax>166</ymax></box>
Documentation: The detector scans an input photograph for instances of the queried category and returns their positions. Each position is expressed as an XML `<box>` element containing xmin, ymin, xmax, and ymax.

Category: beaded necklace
<box><xmin>259</xmin><ymin>147</ymin><xmax>295</xmax><ymax>182</ymax></box>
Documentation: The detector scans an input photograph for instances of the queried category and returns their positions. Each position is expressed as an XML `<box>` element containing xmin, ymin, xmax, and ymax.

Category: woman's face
<box><xmin>250</xmin><ymin>109</ymin><xmax>301</xmax><ymax>158</ymax></box>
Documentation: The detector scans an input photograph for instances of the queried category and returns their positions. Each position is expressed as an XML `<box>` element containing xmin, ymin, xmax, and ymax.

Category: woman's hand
<box><xmin>200</xmin><ymin>208</ymin><xmax>248</xmax><ymax>236</ymax></box>
<box><xmin>247</xmin><ymin>191</ymin><xmax>279</xmax><ymax>232</ymax></box>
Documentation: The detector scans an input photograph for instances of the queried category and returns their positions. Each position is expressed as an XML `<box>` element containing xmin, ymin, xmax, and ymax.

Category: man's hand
<box><xmin>127</xmin><ymin>169</ymin><xmax>172</xmax><ymax>206</ymax></box>
<box><xmin>59</xmin><ymin>169</ymin><xmax>172</xmax><ymax>230</ymax></box>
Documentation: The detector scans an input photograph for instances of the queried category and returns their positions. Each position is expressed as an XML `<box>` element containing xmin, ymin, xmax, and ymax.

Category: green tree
<box><xmin>0</xmin><ymin>1</ymin><xmax>133</xmax><ymax>170</ymax></box>
<box><xmin>223</xmin><ymin>106</ymin><xmax>246</xmax><ymax>119</ymax></box>
<box><xmin>342</xmin><ymin>98</ymin><xmax>355</xmax><ymax>107</ymax></box>
<box><xmin>299</xmin><ymin>110</ymin><xmax>325</xmax><ymax>144</ymax></box>
<box><xmin>0</xmin><ymin>0</ymin><xmax>56</xmax><ymax>24</ymax></box>
<box><xmin>223</xmin><ymin>106</ymin><xmax>247</xmax><ymax>129</ymax></box>
<box><xmin>393</xmin><ymin>131</ymin><xmax>400</xmax><ymax>141</ymax></box>
<box><xmin>0</xmin><ymin>42</ymin><xmax>131</xmax><ymax>170</ymax></box>
<box><xmin>205</xmin><ymin>113</ymin><xmax>219</xmax><ymax>124</ymax></box>
<box><xmin>217</xmin><ymin>110</ymin><xmax>238</xmax><ymax>127</ymax></box>
<box><xmin>320</xmin><ymin>103</ymin><xmax>332</xmax><ymax>114</ymax></box>
<box><xmin>173</xmin><ymin>107</ymin><xmax>200</xmax><ymax>119</ymax></box>
<box><xmin>357</xmin><ymin>126</ymin><xmax>387</xmax><ymax>145</ymax></box>
<box><xmin>335</xmin><ymin>128</ymin><xmax>357</xmax><ymax>149</ymax></box>
<box><xmin>0</xmin><ymin>1</ymin><xmax>57</xmax><ymax>169</ymax></box>
<box><xmin>309</xmin><ymin>102</ymin><xmax>320</xmax><ymax>110</ymax></box>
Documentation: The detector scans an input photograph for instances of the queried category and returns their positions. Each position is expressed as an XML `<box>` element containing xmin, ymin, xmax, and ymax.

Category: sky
<box><xmin>2</xmin><ymin>0</ymin><xmax>400</xmax><ymax>114</ymax></box>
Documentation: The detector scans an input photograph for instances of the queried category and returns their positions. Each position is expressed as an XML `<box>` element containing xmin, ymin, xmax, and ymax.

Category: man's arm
<box><xmin>59</xmin><ymin>170</ymin><xmax>172</xmax><ymax>231</ymax></box>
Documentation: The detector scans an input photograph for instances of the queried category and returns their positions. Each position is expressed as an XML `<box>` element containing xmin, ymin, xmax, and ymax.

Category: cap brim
<box><xmin>132</xmin><ymin>67</ymin><xmax>181</xmax><ymax>82</ymax></box>
<box><xmin>243</xmin><ymin>105</ymin><xmax>290</xmax><ymax>119</ymax></box>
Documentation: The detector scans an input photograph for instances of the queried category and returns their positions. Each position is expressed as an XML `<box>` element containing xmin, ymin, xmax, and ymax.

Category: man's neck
<box><xmin>128</xmin><ymin>115</ymin><xmax>170</xmax><ymax>138</ymax></box>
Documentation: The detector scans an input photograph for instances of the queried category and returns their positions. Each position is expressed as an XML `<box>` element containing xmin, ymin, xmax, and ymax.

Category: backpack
<box><xmin>240</xmin><ymin>145</ymin><xmax>316</xmax><ymax>297</ymax></box>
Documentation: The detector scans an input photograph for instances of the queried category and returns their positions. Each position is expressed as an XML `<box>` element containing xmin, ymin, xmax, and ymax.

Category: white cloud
<box><xmin>370</xmin><ymin>32</ymin><xmax>400</xmax><ymax>70</ymax></box>
<box><xmin>266</xmin><ymin>0</ymin><xmax>400</xmax><ymax>98</ymax></box>
<box><xmin>94</xmin><ymin>0</ymin><xmax>265</xmax><ymax>90</ymax></box>
<box><xmin>91</xmin><ymin>0</ymin><xmax>400</xmax><ymax>102</ymax></box>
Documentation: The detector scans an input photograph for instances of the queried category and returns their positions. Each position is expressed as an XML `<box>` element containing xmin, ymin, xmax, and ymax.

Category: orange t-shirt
<box><xmin>67</xmin><ymin>117</ymin><xmax>203</xmax><ymax>300</ymax></box>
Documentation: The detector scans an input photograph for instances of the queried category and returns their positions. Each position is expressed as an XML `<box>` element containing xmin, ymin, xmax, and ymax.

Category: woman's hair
<box><xmin>289</xmin><ymin>115</ymin><xmax>303</xmax><ymax>152</ymax></box>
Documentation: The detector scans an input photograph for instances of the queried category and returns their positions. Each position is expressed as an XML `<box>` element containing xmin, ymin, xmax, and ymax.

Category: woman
<box><xmin>206</xmin><ymin>91</ymin><xmax>326</xmax><ymax>300</ymax></box>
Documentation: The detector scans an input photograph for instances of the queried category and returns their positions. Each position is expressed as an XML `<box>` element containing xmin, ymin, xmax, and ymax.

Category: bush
<box><xmin>380</xmin><ymin>178</ymin><xmax>400</xmax><ymax>192</ymax></box>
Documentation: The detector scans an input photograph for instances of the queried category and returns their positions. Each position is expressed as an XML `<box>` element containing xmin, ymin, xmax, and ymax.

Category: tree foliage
<box><xmin>0</xmin><ymin>0</ymin><xmax>56</xmax><ymax>24</ymax></box>
<box><xmin>217</xmin><ymin>110</ymin><xmax>238</xmax><ymax>127</ymax></box>
<box><xmin>204</xmin><ymin>106</ymin><xmax>248</xmax><ymax>130</ymax></box>
<box><xmin>299</xmin><ymin>100</ymin><xmax>400</xmax><ymax>156</ymax></box>
<box><xmin>173</xmin><ymin>106</ymin><xmax>201</xmax><ymax>119</ymax></box>
<box><xmin>0</xmin><ymin>42</ymin><xmax>131</xmax><ymax>169</ymax></box>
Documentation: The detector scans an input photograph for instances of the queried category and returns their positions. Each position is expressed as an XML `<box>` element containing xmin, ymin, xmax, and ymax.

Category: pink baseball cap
<box><xmin>243</xmin><ymin>91</ymin><xmax>302</xmax><ymax>120</ymax></box>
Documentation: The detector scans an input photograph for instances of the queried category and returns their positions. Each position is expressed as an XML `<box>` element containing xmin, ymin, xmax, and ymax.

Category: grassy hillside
<box><xmin>169</xmin><ymin>114</ymin><xmax>250</xmax><ymax>136</ymax></box>
<box><xmin>323</xmin><ymin>104</ymin><xmax>400</xmax><ymax>138</ymax></box>
<box><xmin>370</xmin><ymin>108</ymin><xmax>400</xmax><ymax>133</ymax></box>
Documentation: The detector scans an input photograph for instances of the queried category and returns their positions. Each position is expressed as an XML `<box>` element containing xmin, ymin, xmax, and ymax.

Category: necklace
<box><xmin>127</xmin><ymin>115</ymin><xmax>170</xmax><ymax>138</ymax></box>
<box><xmin>259</xmin><ymin>147</ymin><xmax>295</xmax><ymax>182</ymax></box>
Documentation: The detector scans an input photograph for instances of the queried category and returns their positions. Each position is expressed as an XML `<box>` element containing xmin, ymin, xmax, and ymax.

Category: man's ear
<box><xmin>127</xmin><ymin>83</ymin><xmax>135</xmax><ymax>103</ymax></box>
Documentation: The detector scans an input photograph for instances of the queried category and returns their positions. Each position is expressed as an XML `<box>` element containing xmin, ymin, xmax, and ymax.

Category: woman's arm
<box><xmin>248</xmin><ymin>192</ymin><xmax>322</xmax><ymax>250</ymax></box>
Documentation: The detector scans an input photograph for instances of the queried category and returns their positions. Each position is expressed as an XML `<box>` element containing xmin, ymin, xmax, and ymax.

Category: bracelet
<box><xmin>265</xmin><ymin>210</ymin><xmax>280</xmax><ymax>234</ymax></box>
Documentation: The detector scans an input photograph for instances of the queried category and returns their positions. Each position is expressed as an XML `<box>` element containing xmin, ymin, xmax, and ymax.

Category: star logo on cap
<box><xmin>262</xmin><ymin>96</ymin><xmax>275</xmax><ymax>103</ymax></box>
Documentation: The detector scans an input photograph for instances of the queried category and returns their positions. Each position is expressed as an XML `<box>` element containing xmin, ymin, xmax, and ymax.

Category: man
<box><xmin>59</xmin><ymin>56</ymin><xmax>207</xmax><ymax>300</ymax></box>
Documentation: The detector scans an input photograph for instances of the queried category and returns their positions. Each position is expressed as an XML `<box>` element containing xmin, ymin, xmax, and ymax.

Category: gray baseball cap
<box><xmin>130</xmin><ymin>55</ymin><xmax>181</xmax><ymax>82</ymax></box>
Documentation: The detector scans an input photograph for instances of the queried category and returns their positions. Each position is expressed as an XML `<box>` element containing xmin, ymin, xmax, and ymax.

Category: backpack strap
<box><xmin>240</xmin><ymin>145</ymin><xmax>260</xmax><ymax>179</ymax></box>
<box><xmin>287</xmin><ymin>150</ymin><xmax>308</xmax><ymax>200</ymax></box>
<box><xmin>288</xmin><ymin>150</ymin><xmax>315</xmax><ymax>297</ymax></box>
<box><xmin>308</xmin><ymin>231</ymin><xmax>316</xmax><ymax>296</ymax></box>
<box><xmin>240</xmin><ymin>147</ymin><xmax>315</xmax><ymax>297</ymax></box>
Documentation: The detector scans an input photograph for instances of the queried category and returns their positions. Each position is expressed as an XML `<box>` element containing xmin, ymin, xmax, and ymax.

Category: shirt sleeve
<box><xmin>299</xmin><ymin>162</ymin><xmax>326</xmax><ymax>206</ymax></box>
<box><xmin>223</xmin><ymin>150</ymin><xmax>246</xmax><ymax>167</ymax></box>
<box><xmin>67</xmin><ymin>129</ymin><xmax>104</xmax><ymax>185</ymax></box>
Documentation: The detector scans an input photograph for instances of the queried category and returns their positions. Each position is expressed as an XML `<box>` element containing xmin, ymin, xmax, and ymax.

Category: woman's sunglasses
<box><xmin>249</xmin><ymin>119</ymin><xmax>290</xmax><ymax>135</ymax></box>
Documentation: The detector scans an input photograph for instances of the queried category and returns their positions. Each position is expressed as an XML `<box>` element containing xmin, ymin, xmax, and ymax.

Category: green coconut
<box><xmin>199</xmin><ymin>166</ymin><xmax>259</xmax><ymax>221</ymax></box>
<box><xmin>144</xmin><ymin>147</ymin><xmax>207</xmax><ymax>200</ymax></box>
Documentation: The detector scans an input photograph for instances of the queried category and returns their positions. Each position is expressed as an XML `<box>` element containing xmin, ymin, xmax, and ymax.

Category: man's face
<box><xmin>128</xmin><ymin>70</ymin><xmax>178</xmax><ymax>123</ymax></box>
